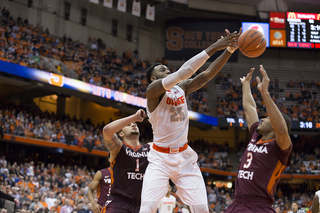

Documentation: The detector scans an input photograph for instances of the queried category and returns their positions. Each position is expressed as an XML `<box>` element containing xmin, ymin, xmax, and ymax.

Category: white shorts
<box><xmin>141</xmin><ymin>145</ymin><xmax>208</xmax><ymax>205</ymax></box>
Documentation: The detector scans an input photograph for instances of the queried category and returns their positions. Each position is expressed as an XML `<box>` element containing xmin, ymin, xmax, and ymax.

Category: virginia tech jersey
<box><xmin>235</xmin><ymin>122</ymin><xmax>292</xmax><ymax>203</ymax></box>
<box><xmin>110</xmin><ymin>142</ymin><xmax>150</xmax><ymax>201</ymax></box>
<box><xmin>97</xmin><ymin>168</ymin><xmax>111</xmax><ymax>206</ymax></box>
<box><xmin>147</xmin><ymin>85</ymin><xmax>189</xmax><ymax>148</ymax></box>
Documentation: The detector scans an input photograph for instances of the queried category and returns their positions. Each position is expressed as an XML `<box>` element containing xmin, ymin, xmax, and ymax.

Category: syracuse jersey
<box><xmin>97</xmin><ymin>168</ymin><xmax>111</xmax><ymax>207</ymax></box>
<box><xmin>110</xmin><ymin>142</ymin><xmax>150</xmax><ymax>202</ymax></box>
<box><xmin>147</xmin><ymin>85</ymin><xmax>189</xmax><ymax>148</ymax></box>
<box><xmin>235</xmin><ymin>122</ymin><xmax>292</xmax><ymax>203</ymax></box>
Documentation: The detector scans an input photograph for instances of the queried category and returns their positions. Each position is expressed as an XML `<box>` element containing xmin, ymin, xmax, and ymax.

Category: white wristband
<box><xmin>227</xmin><ymin>47</ymin><xmax>236</xmax><ymax>53</ymax></box>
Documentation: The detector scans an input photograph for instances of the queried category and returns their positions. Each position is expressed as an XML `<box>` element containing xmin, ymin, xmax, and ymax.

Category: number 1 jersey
<box><xmin>235</xmin><ymin>122</ymin><xmax>292</xmax><ymax>203</ymax></box>
<box><xmin>110</xmin><ymin>142</ymin><xmax>150</xmax><ymax>201</ymax></box>
<box><xmin>147</xmin><ymin>85</ymin><xmax>189</xmax><ymax>148</ymax></box>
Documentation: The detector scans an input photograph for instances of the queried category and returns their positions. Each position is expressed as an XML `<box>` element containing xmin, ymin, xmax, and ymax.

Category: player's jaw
<box><xmin>256</xmin><ymin>118</ymin><xmax>272</xmax><ymax>134</ymax></box>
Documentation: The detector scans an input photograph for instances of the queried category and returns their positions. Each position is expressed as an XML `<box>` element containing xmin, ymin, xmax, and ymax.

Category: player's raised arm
<box><xmin>87</xmin><ymin>171</ymin><xmax>102</xmax><ymax>213</ymax></box>
<box><xmin>146</xmin><ymin>30</ymin><xmax>239</xmax><ymax>100</ymax></box>
<box><xmin>103</xmin><ymin>109</ymin><xmax>147</xmax><ymax>162</ymax></box>
<box><xmin>240</xmin><ymin>68</ymin><xmax>259</xmax><ymax>131</ymax></box>
<box><xmin>181</xmin><ymin>28</ymin><xmax>242</xmax><ymax>95</ymax></box>
<box><xmin>257</xmin><ymin>65</ymin><xmax>291</xmax><ymax>150</ymax></box>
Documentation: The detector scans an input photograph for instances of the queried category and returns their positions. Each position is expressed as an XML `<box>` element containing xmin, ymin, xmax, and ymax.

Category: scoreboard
<box><xmin>286</xmin><ymin>12</ymin><xmax>320</xmax><ymax>48</ymax></box>
<box><xmin>218</xmin><ymin>117</ymin><xmax>320</xmax><ymax>130</ymax></box>
<box><xmin>268</xmin><ymin>11</ymin><xmax>320</xmax><ymax>49</ymax></box>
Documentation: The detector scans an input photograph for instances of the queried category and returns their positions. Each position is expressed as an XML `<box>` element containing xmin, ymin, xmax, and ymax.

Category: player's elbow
<box><xmin>102</xmin><ymin>125</ymin><xmax>112</xmax><ymax>137</ymax></box>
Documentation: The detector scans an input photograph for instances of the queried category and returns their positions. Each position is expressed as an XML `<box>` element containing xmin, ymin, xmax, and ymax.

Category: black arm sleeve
<box><xmin>0</xmin><ymin>191</ymin><xmax>15</xmax><ymax>202</ymax></box>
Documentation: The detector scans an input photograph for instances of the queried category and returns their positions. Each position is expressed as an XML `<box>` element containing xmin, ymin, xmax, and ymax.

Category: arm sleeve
<box><xmin>162</xmin><ymin>50</ymin><xmax>210</xmax><ymax>90</ymax></box>
<box><xmin>0</xmin><ymin>191</ymin><xmax>15</xmax><ymax>202</ymax></box>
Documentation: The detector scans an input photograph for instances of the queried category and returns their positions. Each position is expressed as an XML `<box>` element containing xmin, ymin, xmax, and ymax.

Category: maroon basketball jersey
<box><xmin>235</xmin><ymin>122</ymin><xmax>292</xmax><ymax>203</ymax></box>
<box><xmin>110</xmin><ymin>142</ymin><xmax>150</xmax><ymax>201</ymax></box>
<box><xmin>97</xmin><ymin>168</ymin><xmax>111</xmax><ymax>206</ymax></box>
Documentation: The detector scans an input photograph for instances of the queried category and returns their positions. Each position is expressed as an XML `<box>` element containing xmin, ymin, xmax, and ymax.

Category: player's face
<box><xmin>292</xmin><ymin>203</ymin><xmax>298</xmax><ymax>211</ymax></box>
<box><xmin>256</xmin><ymin>117</ymin><xmax>272</xmax><ymax>134</ymax></box>
<box><xmin>120</xmin><ymin>122</ymin><xmax>139</xmax><ymax>137</ymax></box>
<box><xmin>151</xmin><ymin>65</ymin><xmax>171</xmax><ymax>82</ymax></box>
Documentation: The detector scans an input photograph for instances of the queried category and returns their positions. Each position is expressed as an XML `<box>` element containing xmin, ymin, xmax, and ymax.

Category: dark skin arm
<box><xmin>146</xmin><ymin>29</ymin><xmax>241</xmax><ymax>113</ymax></box>
<box><xmin>87</xmin><ymin>171</ymin><xmax>102</xmax><ymax>213</ymax></box>
<box><xmin>312</xmin><ymin>195</ymin><xmax>319</xmax><ymax>213</ymax></box>
<box><xmin>179</xmin><ymin>50</ymin><xmax>232</xmax><ymax>95</ymax></box>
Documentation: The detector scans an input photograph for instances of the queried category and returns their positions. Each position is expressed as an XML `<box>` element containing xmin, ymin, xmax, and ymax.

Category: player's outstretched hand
<box><xmin>14</xmin><ymin>198</ymin><xmax>20</xmax><ymax>205</ymax></box>
<box><xmin>135</xmin><ymin>109</ymin><xmax>147</xmax><ymax>122</ymax></box>
<box><xmin>212</xmin><ymin>29</ymin><xmax>238</xmax><ymax>51</ymax></box>
<box><xmin>92</xmin><ymin>202</ymin><xmax>102</xmax><ymax>213</ymax></box>
<box><xmin>240</xmin><ymin>68</ymin><xmax>254</xmax><ymax>85</ymax></box>
<box><xmin>225</xmin><ymin>27</ymin><xmax>242</xmax><ymax>52</ymax></box>
<box><xmin>256</xmin><ymin>65</ymin><xmax>270</xmax><ymax>94</ymax></box>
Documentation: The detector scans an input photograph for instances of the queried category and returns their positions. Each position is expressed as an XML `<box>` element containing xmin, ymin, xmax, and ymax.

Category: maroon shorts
<box><xmin>224</xmin><ymin>198</ymin><xmax>276</xmax><ymax>213</ymax></box>
<box><xmin>101</xmin><ymin>194</ymin><xmax>140</xmax><ymax>213</ymax></box>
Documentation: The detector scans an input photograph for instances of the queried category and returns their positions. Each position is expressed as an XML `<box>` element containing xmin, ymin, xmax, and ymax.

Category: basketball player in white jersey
<box><xmin>139</xmin><ymin>28</ymin><xmax>242</xmax><ymax>213</ymax></box>
<box><xmin>158</xmin><ymin>187</ymin><xmax>176</xmax><ymax>213</ymax></box>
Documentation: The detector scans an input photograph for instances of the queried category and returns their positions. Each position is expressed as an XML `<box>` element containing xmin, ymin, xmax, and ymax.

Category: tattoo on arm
<box><xmin>187</xmin><ymin>74</ymin><xmax>207</xmax><ymax>94</ymax></box>
<box><xmin>104</xmin><ymin>135</ymin><xmax>120</xmax><ymax>151</ymax></box>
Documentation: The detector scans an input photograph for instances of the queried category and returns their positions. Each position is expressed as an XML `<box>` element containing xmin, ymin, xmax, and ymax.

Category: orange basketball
<box><xmin>238</xmin><ymin>29</ymin><xmax>266</xmax><ymax>58</ymax></box>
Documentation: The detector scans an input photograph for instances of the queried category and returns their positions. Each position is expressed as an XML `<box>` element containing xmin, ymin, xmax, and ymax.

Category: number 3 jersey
<box><xmin>110</xmin><ymin>142</ymin><xmax>150</xmax><ymax>201</ymax></box>
<box><xmin>235</xmin><ymin>122</ymin><xmax>292</xmax><ymax>203</ymax></box>
<box><xmin>147</xmin><ymin>85</ymin><xmax>189</xmax><ymax>148</ymax></box>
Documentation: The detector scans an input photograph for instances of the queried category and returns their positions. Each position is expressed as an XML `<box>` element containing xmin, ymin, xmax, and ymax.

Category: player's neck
<box><xmin>261</xmin><ymin>131</ymin><xmax>275</xmax><ymax>141</ymax></box>
<box><xmin>123</xmin><ymin>136</ymin><xmax>140</xmax><ymax>147</ymax></box>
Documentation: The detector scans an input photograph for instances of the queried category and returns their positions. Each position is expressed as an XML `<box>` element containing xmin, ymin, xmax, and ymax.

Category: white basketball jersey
<box><xmin>158</xmin><ymin>195</ymin><xmax>176</xmax><ymax>213</ymax></box>
<box><xmin>147</xmin><ymin>85</ymin><xmax>189</xmax><ymax>148</ymax></box>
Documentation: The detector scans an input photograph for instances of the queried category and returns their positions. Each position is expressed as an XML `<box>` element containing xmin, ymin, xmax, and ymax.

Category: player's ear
<box><xmin>117</xmin><ymin>130</ymin><xmax>124</xmax><ymax>139</ymax></box>
<box><xmin>150</xmin><ymin>75</ymin><xmax>157</xmax><ymax>82</ymax></box>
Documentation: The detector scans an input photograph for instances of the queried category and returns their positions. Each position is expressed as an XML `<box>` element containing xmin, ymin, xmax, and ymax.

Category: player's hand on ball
<box><xmin>92</xmin><ymin>202</ymin><xmax>101</xmax><ymax>213</ymax></box>
<box><xmin>225</xmin><ymin>27</ymin><xmax>242</xmax><ymax>52</ymax></box>
<box><xmin>240</xmin><ymin>68</ymin><xmax>254</xmax><ymax>85</ymax></box>
<box><xmin>212</xmin><ymin>30</ymin><xmax>238</xmax><ymax>51</ymax></box>
<box><xmin>256</xmin><ymin>65</ymin><xmax>270</xmax><ymax>94</ymax></box>
<box><xmin>135</xmin><ymin>109</ymin><xmax>147</xmax><ymax>122</ymax></box>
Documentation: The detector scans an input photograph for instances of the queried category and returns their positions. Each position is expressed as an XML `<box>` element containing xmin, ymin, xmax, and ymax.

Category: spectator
<box><xmin>74</xmin><ymin>202</ymin><xmax>86</xmax><ymax>213</ymax></box>
<box><xmin>287</xmin><ymin>201</ymin><xmax>306</xmax><ymax>213</ymax></box>
<box><xmin>60</xmin><ymin>199</ymin><xmax>73</xmax><ymax>213</ymax></box>
<box><xmin>19</xmin><ymin>190</ymin><xmax>31</xmax><ymax>207</ymax></box>
<box><xmin>29</xmin><ymin>195</ymin><xmax>43</xmax><ymax>212</ymax></box>
<box><xmin>44</xmin><ymin>192</ymin><xmax>56</xmax><ymax>209</ymax></box>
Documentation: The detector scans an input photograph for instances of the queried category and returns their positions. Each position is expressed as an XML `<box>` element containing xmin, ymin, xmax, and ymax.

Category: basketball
<box><xmin>238</xmin><ymin>29</ymin><xmax>267</xmax><ymax>58</ymax></box>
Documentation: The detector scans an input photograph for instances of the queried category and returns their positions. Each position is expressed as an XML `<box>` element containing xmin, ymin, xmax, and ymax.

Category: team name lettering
<box><xmin>238</xmin><ymin>170</ymin><xmax>254</xmax><ymax>180</ymax></box>
<box><xmin>166</xmin><ymin>96</ymin><xmax>185</xmax><ymax>106</ymax></box>
<box><xmin>247</xmin><ymin>144</ymin><xmax>268</xmax><ymax>154</ymax></box>
<box><xmin>125</xmin><ymin>148</ymin><xmax>149</xmax><ymax>158</ymax></box>
<box><xmin>163</xmin><ymin>202</ymin><xmax>174</xmax><ymax>204</ymax></box>
<box><xmin>104</xmin><ymin>178</ymin><xmax>111</xmax><ymax>184</ymax></box>
<box><xmin>127</xmin><ymin>172</ymin><xmax>144</xmax><ymax>180</ymax></box>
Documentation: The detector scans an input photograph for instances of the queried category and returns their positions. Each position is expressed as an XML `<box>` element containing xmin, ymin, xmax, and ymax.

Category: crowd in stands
<box><xmin>189</xmin><ymin>139</ymin><xmax>233</xmax><ymax>171</ymax></box>
<box><xmin>0</xmin><ymin>8</ymin><xmax>51</xmax><ymax>72</ymax></box>
<box><xmin>0</xmin><ymin>156</ymin><xmax>317</xmax><ymax>213</ymax></box>
<box><xmin>2</xmin><ymin>99</ymin><xmax>320</xmax><ymax>176</ymax></box>
<box><xmin>215</xmin><ymin>72</ymin><xmax>320</xmax><ymax>122</ymax></box>
<box><xmin>0</xmin><ymin>101</ymin><xmax>108</xmax><ymax>152</ymax></box>
<box><xmin>0</xmin><ymin>7</ymin><xmax>210</xmax><ymax>114</ymax></box>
